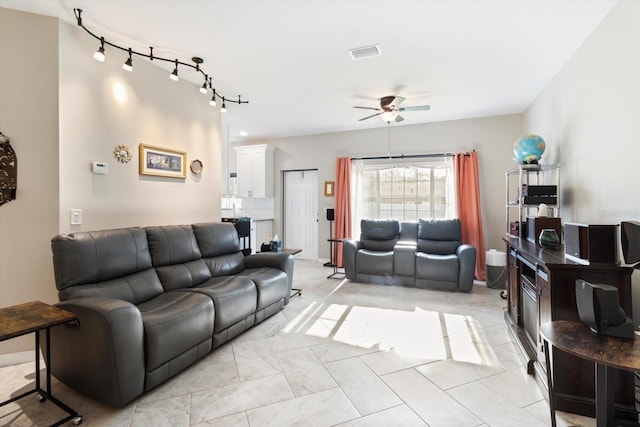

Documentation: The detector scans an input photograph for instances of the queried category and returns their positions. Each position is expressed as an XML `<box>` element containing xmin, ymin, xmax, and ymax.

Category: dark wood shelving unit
<box><xmin>503</xmin><ymin>236</ymin><xmax>637</xmax><ymax>422</ymax></box>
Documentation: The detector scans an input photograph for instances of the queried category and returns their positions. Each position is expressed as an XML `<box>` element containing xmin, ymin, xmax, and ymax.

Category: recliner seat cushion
<box><xmin>356</xmin><ymin>249</ymin><xmax>394</xmax><ymax>276</ymax></box>
<box><xmin>137</xmin><ymin>291</ymin><xmax>214</xmax><ymax>372</ymax></box>
<box><xmin>416</xmin><ymin>253</ymin><xmax>459</xmax><ymax>282</ymax></box>
<box><xmin>238</xmin><ymin>267</ymin><xmax>289</xmax><ymax>310</ymax></box>
<box><xmin>192</xmin><ymin>276</ymin><xmax>258</xmax><ymax>333</ymax></box>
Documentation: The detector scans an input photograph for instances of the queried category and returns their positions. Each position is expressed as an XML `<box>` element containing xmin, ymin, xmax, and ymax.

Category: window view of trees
<box><xmin>358</xmin><ymin>164</ymin><xmax>452</xmax><ymax>221</ymax></box>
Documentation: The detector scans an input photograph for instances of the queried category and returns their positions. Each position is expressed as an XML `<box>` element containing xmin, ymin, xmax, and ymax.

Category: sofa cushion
<box><xmin>417</xmin><ymin>218</ymin><xmax>462</xmax><ymax>255</ymax></box>
<box><xmin>155</xmin><ymin>259</ymin><xmax>212</xmax><ymax>292</ymax></box>
<box><xmin>57</xmin><ymin>268</ymin><xmax>163</xmax><ymax>304</ymax></box>
<box><xmin>192</xmin><ymin>222</ymin><xmax>241</xmax><ymax>257</ymax></box>
<box><xmin>238</xmin><ymin>267</ymin><xmax>289</xmax><ymax>310</ymax></box>
<box><xmin>145</xmin><ymin>225</ymin><xmax>202</xmax><ymax>266</ymax></box>
<box><xmin>356</xmin><ymin>249</ymin><xmax>394</xmax><ymax>276</ymax></box>
<box><xmin>137</xmin><ymin>291</ymin><xmax>214</xmax><ymax>372</ymax></box>
<box><xmin>360</xmin><ymin>219</ymin><xmax>400</xmax><ymax>251</ymax></box>
<box><xmin>192</xmin><ymin>222</ymin><xmax>246</xmax><ymax>275</ymax></box>
<box><xmin>203</xmin><ymin>252</ymin><xmax>246</xmax><ymax>276</ymax></box>
<box><xmin>52</xmin><ymin>227</ymin><xmax>163</xmax><ymax>304</ymax></box>
<box><xmin>191</xmin><ymin>276</ymin><xmax>258</xmax><ymax>333</ymax></box>
<box><xmin>415</xmin><ymin>252</ymin><xmax>459</xmax><ymax>282</ymax></box>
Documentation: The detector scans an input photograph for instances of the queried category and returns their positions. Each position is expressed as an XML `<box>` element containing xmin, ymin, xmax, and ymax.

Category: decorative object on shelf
<box><xmin>537</xmin><ymin>203</ymin><xmax>548</xmax><ymax>217</ymax></box>
<box><xmin>190</xmin><ymin>159</ymin><xmax>203</xmax><ymax>174</ymax></box>
<box><xmin>114</xmin><ymin>145</ymin><xmax>132</xmax><ymax>163</ymax></box>
<box><xmin>73</xmin><ymin>9</ymin><xmax>249</xmax><ymax>110</ymax></box>
<box><xmin>514</xmin><ymin>134</ymin><xmax>546</xmax><ymax>164</ymax></box>
<box><xmin>324</xmin><ymin>181</ymin><xmax>335</xmax><ymax>197</ymax></box>
<box><xmin>0</xmin><ymin>131</ymin><xmax>17</xmax><ymax>206</ymax></box>
<box><xmin>139</xmin><ymin>144</ymin><xmax>186</xmax><ymax>179</ymax></box>
<box><xmin>539</xmin><ymin>228</ymin><xmax>560</xmax><ymax>249</ymax></box>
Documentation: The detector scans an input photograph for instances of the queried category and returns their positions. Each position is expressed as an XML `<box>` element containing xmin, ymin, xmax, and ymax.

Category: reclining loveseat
<box><xmin>343</xmin><ymin>218</ymin><xmax>476</xmax><ymax>291</ymax></box>
<box><xmin>47</xmin><ymin>222</ymin><xmax>293</xmax><ymax>407</ymax></box>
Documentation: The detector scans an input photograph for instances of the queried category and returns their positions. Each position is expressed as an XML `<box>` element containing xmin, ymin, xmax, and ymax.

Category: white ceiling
<box><xmin>1</xmin><ymin>0</ymin><xmax>617</xmax><ymax>142</ymax></box>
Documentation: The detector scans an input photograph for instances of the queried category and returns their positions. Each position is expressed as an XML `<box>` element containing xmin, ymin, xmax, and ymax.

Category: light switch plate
<box><xmin>70</xmin><ymin>209</ymin><xmax>82</xmax><ymax>225</ymax></box>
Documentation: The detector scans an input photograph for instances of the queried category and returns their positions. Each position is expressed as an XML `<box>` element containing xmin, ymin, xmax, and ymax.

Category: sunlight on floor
<box><xmin>281</xmin><ymin>298</ymin><xmax>502</xmax><ymax>366</ymax></box>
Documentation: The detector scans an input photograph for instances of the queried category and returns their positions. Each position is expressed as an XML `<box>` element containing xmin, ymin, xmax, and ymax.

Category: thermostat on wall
<box><xmin>92</xmin><ymin>161</ymin><xmax>108</xmax><ymax>174</ymax></box>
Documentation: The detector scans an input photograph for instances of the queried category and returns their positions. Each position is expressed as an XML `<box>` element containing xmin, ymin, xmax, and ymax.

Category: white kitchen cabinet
<box><xmin>234</xmin><ymin>144</ymin><xmax>274</xmax><ymax>198</ymax></box>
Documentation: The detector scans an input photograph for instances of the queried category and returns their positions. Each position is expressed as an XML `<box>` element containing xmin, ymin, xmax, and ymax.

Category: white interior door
<box><xmin>284</xmin><ymin>170</ymin><xmax>318</xmax><ymax>260</ymax></box>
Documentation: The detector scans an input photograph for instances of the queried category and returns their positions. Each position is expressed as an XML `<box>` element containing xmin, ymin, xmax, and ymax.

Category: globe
<box><xmin>514</xmin><ymin>134</ymin><xmax>546</xmax><ymax>164</ymax></box>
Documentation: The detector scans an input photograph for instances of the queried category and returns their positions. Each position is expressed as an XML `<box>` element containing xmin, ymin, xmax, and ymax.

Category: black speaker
<box><xmin>621</xmin><ymin>221</ymin><xmax>640</xmax><ymax>265</ymax></box>
<box><xmin>326</xmin><ymin>208</ymin><xmax>335</xmax><ymax>221</ymax></box>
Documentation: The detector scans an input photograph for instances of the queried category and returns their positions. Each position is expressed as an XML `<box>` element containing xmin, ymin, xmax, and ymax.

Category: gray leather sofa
<box><xmin>343</xmin><ymin>218</ymin><xmax>476</xmax><ymax>291</ymax></box>
<box><xmin>47</xmin><ymin>222</ymin><xmax>293</xmax><ymax>407</ymax></box>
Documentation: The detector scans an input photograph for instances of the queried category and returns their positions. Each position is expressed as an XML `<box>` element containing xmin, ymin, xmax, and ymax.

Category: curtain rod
<box><xmin>351</xmin><ymin>151</ymin><xmax>471</xmax><ymax>161</ymax></box>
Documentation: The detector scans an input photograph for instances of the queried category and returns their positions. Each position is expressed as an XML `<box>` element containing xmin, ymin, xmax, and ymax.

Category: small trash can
<box><xmin>486</xmin><ymin>249</ymin><xmax>506</xmax><ymax>289</ymax></box>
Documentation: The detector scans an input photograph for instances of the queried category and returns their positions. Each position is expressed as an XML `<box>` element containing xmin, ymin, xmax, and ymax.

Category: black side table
<box><xmin>325</xmin><ymin>238</ymin><xmax>345</xmax><ymax>279</ymax></box>
<box><xmin>0</xmin><ymin>301</ymin><xmax>83</xmax><ymax>426</ymax></box>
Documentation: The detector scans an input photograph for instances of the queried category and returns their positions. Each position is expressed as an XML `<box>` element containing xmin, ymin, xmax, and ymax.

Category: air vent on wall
<box><xmin>349</xmin><ymin>45</ymin><xmax>382</xmax><ymax>60</ymax></box>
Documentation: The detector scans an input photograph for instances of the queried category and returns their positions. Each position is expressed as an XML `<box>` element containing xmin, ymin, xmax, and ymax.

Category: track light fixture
<box><xmin>200</xmin><ymin>74</ymin><xmax>208</xmax><ymax>94</ymax></box>
<box><xmin>123</xmin><ymin>48</ymin><xmax>133</xmax><ymax>72</ymax></box>
<box><xmin>209</xmin><ymin>86</ymin><xmax>217</xmax><ymax>106</ymax></box>
<box><xmin>169</xmin><ymin>60</ymin><xmax>179</xmax><ymax>81</ymax></box>
<box><xmin>93</xmin><ymin>37</ymin><xmax>105</xmax><ymax>62</ymax></box>
<box><xmin>74</xmin><ymin>8</ymin><xmax>249</xmax><ymax>110</ymax></box>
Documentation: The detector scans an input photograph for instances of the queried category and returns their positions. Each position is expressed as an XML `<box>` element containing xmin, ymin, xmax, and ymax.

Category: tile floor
<box><xmin>0</xmin><ymin>260</ymin><xmax>598</xmax><ymax>426</ymax></box>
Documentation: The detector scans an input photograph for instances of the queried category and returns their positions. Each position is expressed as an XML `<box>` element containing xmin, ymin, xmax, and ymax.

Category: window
<box><xmin>352</xmin><ymin>157</ymin><xmax>455</xmax><ymax>235</ymax></box>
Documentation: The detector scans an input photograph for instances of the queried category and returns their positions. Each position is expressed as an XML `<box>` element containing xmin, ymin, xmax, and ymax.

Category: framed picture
<box><xmin>324</xmin><ymin>181</ymin><xmax>335</xmax><ymax>197</ymax></box>
<box><xmin>139</xmin><ymin>144</ymin><xmax>186</xmax><ymax>179</ymax></box>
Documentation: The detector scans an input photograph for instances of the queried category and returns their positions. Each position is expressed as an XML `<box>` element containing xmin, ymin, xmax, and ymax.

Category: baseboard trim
<box><xmin>0</xmin><ymin>350</ymin><xmax>34</xmax><ymax>367</ymax></box>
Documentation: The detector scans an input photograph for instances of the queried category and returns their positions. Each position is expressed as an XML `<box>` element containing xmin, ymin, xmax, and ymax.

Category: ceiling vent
<box><xmin>349</xmin><ymin>45</ymin><xmax>382</xmax><ymax>60</ymax></box>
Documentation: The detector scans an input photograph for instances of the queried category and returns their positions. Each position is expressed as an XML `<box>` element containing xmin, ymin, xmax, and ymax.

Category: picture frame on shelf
<box><xmin>139</xmin><ymin>144</ymin><xmax>186</xmax><ymax>179</ymax></box>
<box><xmin>324</xmin><ymin>181</ymin><xmax>334</xmax><ymax>197</ymax></box>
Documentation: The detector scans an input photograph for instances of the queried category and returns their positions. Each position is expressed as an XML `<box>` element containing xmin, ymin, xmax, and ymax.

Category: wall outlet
<box><xmin>70</xmin><ymin>209</ymin><xmax>82</xmax><ymax>225</ymax></box>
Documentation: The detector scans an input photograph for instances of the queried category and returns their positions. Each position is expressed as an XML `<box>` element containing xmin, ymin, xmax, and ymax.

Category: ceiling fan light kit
<box><xmin>73</xmin><ymin>8</ymin><xmax>249</xmax><ymax>110</ymax></box>
<box><xmin>354</xmin><ymin>95</ymin><xmax>430</xmax><ymax>123</ymax></box>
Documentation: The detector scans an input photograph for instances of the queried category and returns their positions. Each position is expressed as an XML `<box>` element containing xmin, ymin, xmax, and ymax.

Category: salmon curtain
<box><xmin>453</xmin><ymin>151</ymin><xmax>486</xmax><ymax>280</ymax></box>
<box><xmin>334</xmin><ymin>157</ymin><xmax>352</xmax><ymax>267</ymax></box>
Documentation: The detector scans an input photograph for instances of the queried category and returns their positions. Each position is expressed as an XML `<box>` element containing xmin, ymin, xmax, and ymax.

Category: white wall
<box><xmin>236</xmin><ymin>114</ymin><xmax>522</xmax><ymax>260</ymax></box>
<box><xmin>0</xmin><ymin>9</ymin><xmax>223</xmax><ymax>356</ymax></box>
<box><xmin>0</xmin><ymin>8</ymin><xmax>60</xmax><ymax>356</ymax></box>
<box><xmin>524</xmin><ymin>0</ymin><xmax>640</xmax><ymax>320</ymax></box>
<box><xmin>58</xmin><ymin>20</ymin><xmax>222</xmax><ymax>232</ymax></box>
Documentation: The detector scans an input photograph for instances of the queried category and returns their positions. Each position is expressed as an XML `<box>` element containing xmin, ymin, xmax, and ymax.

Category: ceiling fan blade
<box><xmin>394</xmin><ymin>114</ymin><xmax>405</xmax><ymax>123</ymax></box>
<box><xmin>391</xmin><ymin>96</ymin><xmax>406</xmax><ymax>107</ymax></box>
<box><xmin>358</xmin><ymin>111</ymin><xmax>384</xmax><ymax>121</ymax></box>
<box><xmin>353</xmin><ymin>106</ymin><xmax>381</xmax><ymax>111</ymax></box>
<box><xmin>398</xmin><ymin>105</ymin><xmax>431</xmax><ymax>111</ymax></box>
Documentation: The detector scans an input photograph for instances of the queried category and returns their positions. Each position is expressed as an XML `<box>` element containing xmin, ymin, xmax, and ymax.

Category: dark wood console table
<box><xmin>0</xmin><ymin>301</ymin><xmax>82</xmax><ymax>426</ymax></box>
<box><xmin>541</xmin><ymin>321</ymin><xmax>640</xmax><ymax>427</ymax></box>
<box><xmin>503</xmin><ymin>237</ymin><xmax>636</xmax><ymax>422</ymax></box>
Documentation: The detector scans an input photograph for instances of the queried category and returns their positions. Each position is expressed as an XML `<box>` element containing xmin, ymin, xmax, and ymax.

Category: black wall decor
<box><xmin>0</xmin><ymin>131</ymin><xmax>17</xmax><ymax>206</ymax></box>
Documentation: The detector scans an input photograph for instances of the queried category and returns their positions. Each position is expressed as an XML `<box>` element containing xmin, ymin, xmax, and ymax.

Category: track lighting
<box><xmin>169</xmin><ymin>60</ymin><xmax>179</xmax><ymax>81</ymax></box>
<box><xmin>93</xmin><ymin>37</ymin><xmax>105</xmax><ymax>62</ymax></box>
<box><xmin>74</xmin><ymin>9</ymin><xmax>250</xmax><ymax>108</ymax></box>
<box><xmin>200</xmin><ymin>75</ymin><xmax>208</xmax><ymax>94</ymax></box>
<box><xmin>123</xmin><ymin>48</ymin><xmax>133</xmax><ymax>72</ymax></box>
<box><xmin>209</xmin><ymin>88</ymin><xmax>217</xmax><ymax>106</ymax></box>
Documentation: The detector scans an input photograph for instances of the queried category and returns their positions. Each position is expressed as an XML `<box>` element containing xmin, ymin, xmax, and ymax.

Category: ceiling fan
<box><xmin>354</xmin><ymin>95</ymin><xmax>430</xmax><ymax>123</ymax></box>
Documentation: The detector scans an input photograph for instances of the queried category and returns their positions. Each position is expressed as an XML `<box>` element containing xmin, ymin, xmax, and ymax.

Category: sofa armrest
<box><xmin>342</xmin><ymin>239</ymin><xmax>362</xmax><ymax>280</ymax></box>
<box><xmin>456</xmin><ymin>244</ymin><xmax>477</xmax><ymax>292</ymax></box>
<box><xmin>48</xmin><ymin>297</ymin><xmax>145</xmax><ymax>408</ymax></box>
<box><xmin>244</xmin><ymin>252</ymin><xmax>294</xmax><ymax>289</ymax></box>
